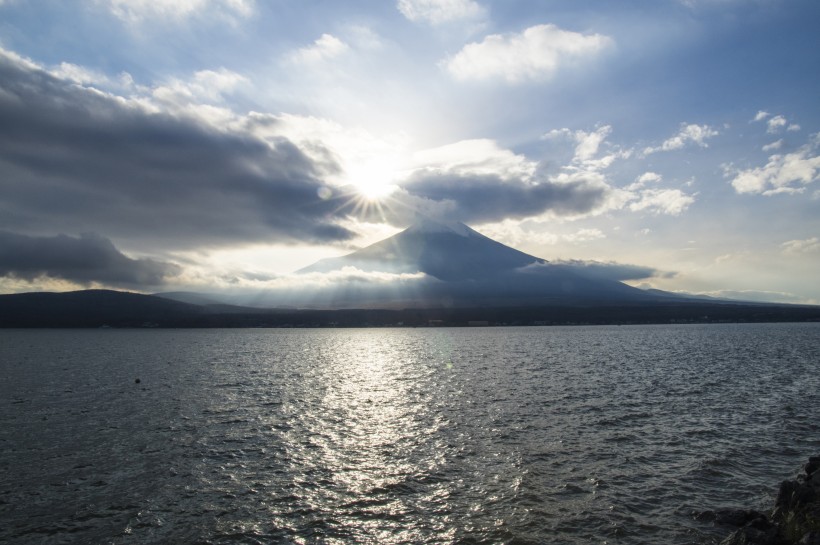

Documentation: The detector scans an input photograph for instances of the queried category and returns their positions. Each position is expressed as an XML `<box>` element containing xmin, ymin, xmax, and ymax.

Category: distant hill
<box><xmin>0</xmin><ymin>290</ymin><xmax>205</xmax><ymax>327</ymax></box>
<box><xmin>1</xmin><ymin>288</ymin><xmax>818</xmax><ymax>327</ymax></box>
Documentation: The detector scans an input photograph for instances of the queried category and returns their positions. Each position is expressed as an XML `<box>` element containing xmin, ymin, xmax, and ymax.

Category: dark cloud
<box><xmin>521</xmin><ymin>260</ymin><xmax>664</xmax><ymax>281</ymax></box>
<box><xmin>394</xmin><ymin>170</ymin><xmax>609</xmax><ymax>224</ymax></box>
<box><xmin>0</xmin><ymin>52</ymin><xmax>354</xmax><ymax>250</ymax></box>
<box><xmin>0</xmin><ymin>231</ymin><xmax>180</xmax><ymax>287</ymax></box>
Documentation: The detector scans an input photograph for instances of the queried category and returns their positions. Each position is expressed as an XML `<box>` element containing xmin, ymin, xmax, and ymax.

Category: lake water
<box><xmin>1</xmin><ymin>324</ymin><xmax>819</xmax><ymax>544</ymax></box>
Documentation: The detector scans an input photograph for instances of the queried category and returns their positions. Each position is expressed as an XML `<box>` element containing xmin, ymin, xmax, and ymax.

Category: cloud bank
<box><xmin>395</xmin><ymin>171</ymin><xmax>609</xmax><ymax>224</ymax></box>
<box><xmin>0</xmin><ymin>231</ymin><xmax>179</xmax><ymax>288</ymax></box>
<box><xmin>0</xmin><ymin>49</ymin><xmax>355</xmax><ymax>250</ymax></box>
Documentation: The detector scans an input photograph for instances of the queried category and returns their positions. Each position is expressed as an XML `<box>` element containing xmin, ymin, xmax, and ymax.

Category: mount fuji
<box><xmin>293</xmin><ymin>217</ymin><xmax>665</xmax><ymax>308</ymax></box>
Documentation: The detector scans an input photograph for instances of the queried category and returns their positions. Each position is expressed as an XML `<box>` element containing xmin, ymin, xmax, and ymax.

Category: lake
<box><xmin>1</xmin><ymin>324</ymin><xmax>819</xmax><ymax>544</ymax></box>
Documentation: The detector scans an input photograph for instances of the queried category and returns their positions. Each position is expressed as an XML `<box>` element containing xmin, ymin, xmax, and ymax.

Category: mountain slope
<box><xmin>297</xmin><ymin>217</ymin><xmax>657</xmax><ymax>306</ymax></box>
<box><xmin>300</xmin><ymin>218</ymin><xmax>543</xmax><ymax>280</ymax></box>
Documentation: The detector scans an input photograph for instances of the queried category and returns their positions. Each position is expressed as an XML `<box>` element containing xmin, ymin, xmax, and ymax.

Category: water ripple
<box><xmin>1</xmin><ymin>324</ymin><xmax>819</xmax><ymax>544</ymax></box>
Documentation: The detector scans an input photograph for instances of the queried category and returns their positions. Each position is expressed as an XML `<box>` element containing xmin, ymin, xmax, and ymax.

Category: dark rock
<box><xmin>776</xmin><ymin>480</ymin><xmax>817</xmax><ymax>511</ymax></box>
<box><xmin>799</xmin><ymin>532</ymin><xmax>820</xmax><ymax>545</ymax></box>
<box><xmin>720</xmin><ymin>521</ymin><xmax>779</xmax><ymax>545</ymax></box>
<box><xmin>135</xmin><ymin>378</ymin><xmax>141</xmax><ymax>384</ymax></box>
<box><xmin>707</xmin><ymin>509</ymin><xmax>770</xmax><ymax>527</ymax></box>
<box><xmin>716</xmin><ymin>456</ymin><xmax>820</xmax><ymax>545</ymax></box>
<box><xmin>805</xmin><ymin>457</ymin><xmax>820</xmax><ymax>478</ymax></box>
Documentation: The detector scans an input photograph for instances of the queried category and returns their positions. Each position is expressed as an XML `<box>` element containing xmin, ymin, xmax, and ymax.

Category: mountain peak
<box><xmin>299</xmin><ymin>217</ymin><xmax>541</xmax><ymax>280</ymax></box>
<box><xmin>405</xmin><ymin>216</ymin><xmax>472</xmax><ymax>238</ymax></box>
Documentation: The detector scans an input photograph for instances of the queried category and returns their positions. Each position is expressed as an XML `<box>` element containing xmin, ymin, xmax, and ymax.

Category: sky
<box><xmin>0</xmin><ymin>0</ymin><xmax>819</xmax><ymax>304</ymax></box>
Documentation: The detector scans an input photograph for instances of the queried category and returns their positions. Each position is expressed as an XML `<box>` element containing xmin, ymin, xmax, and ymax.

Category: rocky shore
<box><xmin>701</xmin><ymin>456</ymin><xmax>820</xmax><ymax>544</ymax></box>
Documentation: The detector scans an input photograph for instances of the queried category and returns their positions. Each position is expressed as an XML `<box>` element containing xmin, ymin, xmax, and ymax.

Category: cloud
<box><xmin>443</xmin><ymin>24</ymin><xmax>612</xmax><ymax>83</ymax></box>
<box><xmin>753</xmin><ymin>111</ymin><xmax>801</xmax><ymax>134</ymax></box>
<box><xmin>621</xmin><ymin>172</ymin><xmax>692</xmax><ymax>212</ymax></box>
<box><xmin>367</xmin><ymin>137</ymin><xmax>619</xmax><ymax>224</ymax></box>
<box><xmin>397</xmin><ymin>0</ymin><xmax>485</xmax><ymax>24</ymax></box>
<box><xmin>51</xmin><ymin>62</ymin><xmax>113</xmax><ymax>86</ymax></box>
<box><xmin>781</xmin><ymin>237</ymin><xmax>820</xmax><ymax>255</ymax></box>
<box><xmin>753</xmin><ymin>110</ymin><xmax>770</xmax><ymax>122</ymax></box>
<box><xmin>476</xmin><ymin>222</ymin><xmax>606</xmax><ymax>249</ymax></box>
<box><xmin>100</xmin><ymin>0</ymin><xmax>253</xmax><ymax>23</ymax></box>
<box><xmin>410</xmin><ymin>139</ymin><xmax>536</xmax><ymax>180</ymax></box>
<box><xmin>643</xmin><ymin>123</ymin><xmax>718</xmax><ymax>155</ymax></box>
<box><xmin>520</xmin><ymin>260</ymin><xmax>662</xmax><ymax>281</ymax></box>
<box><xmin>286</xmin><ymin>34</ymin><xmax>350</xmax><ymax>65</ymax></box>
<box><xmin>0</xmin><ymin>48</ymin><xmax>355</xmax><ymax>250</ymax></box>
<box><xmin>727</xmin><ymin>135</ymin><xmax>820</xmax><ymax>195</ymax></box>
<box><xmin>192</xmin><ymin>266</ymin><xmax>436</xmax><ymax>308</ymax></box>
<box><xmin>394</xmin><ymin>171</ymin><xmax>610</xmax><ymax>224</ymax></box>
<box><xmin>0</xmin><ymin>231</ymin><xmax>180</xmax><ymax>288</ymax></box>
<box><xmin>762</xmin><ymin>139</ymin><xmax>783</xmax><ymax>152</ymax></box>
<box><xmin>152</xmin><ymin>68</ymin><xmax>248</xmax><ymax>108</ymax></box>
<box><xmin>628</xmin><ymin>189</ymin><xmax>695</xmax><ymax>215</ymax></box>
<box><xmin>627</xmin><ymin>172</ymin><xmax>662</xmax><ymax>190</ymax></box>
<box><xmin>767</xmin><ymin>115</ymin><xmax>787</xmax><ymax>134</ymax></box>
<box><xmin>543</xmin><ymin>126</ymin><xmax>692</xmax><ymax>217</ymax></box>
<box><xmin>572</xmin><ymin>125</ymin><xmax>610</xmax><ymax>162</ymax></box>
<box><xmin>563</xmin><ymin>228</ymin><xmax>606</xmax><ymax>243</ymax></box>
<box><xmin>542</xmin><ymin>125</ymin><xmax>631</xmax><ymax>173</ymax></box>
<box><xmin>702</xmin><ymin>289</ymin><xmax>809</xmax><ymax>305</ymax></box>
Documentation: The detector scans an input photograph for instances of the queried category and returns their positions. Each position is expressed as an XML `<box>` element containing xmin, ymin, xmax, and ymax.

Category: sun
<box><xmin>347</xmin><ymin>159</ymin><xmax>398</xmax><ymax>202</ymax></box>
<box><xmin>356</xmin><ymin>179</ymin><xmax>396</xmax><ymax>201</ymax></box>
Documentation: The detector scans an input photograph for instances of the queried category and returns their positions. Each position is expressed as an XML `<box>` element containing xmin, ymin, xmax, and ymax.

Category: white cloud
<box><xmin>51</xmin><ymin>62</ymin><xmax>111</xmax><ymax>86</ymax></box>
<box><xmin>573</xmin><ymin>125</ymin><xmax>610</xmax><ymax>162</ymax></box>
<box><xmin>541</xmin><ymin>124</ymin><xmax>694</xmax><ymax>219</ymax></box>
<box><xmin>762</xmin><ymin>139</ymin><xmax>783</xmax><ymax>152</ymax></box>
<box><xmin>781</xmin><ymin>237</ymin><xmax>820</xmax><ymax>255</ymax></box>
<box><xmin>543</xmin><ymin>125</ymin><xmax>630</xmax><ymax>172</ymax></box>
<box><xmin>628</xmin><ymin>189</ymin><xmax>695</xmax><ymax>216</ymax></box>
<box><xmin>286</xmin><ymin>34</ymin><xmax>349</xmax><ymax>65</ymax></box>
<box><xmin>727</xmin><ymin>135</ymin><xmax>820</xmax><ymax>195</ymax></box>
<box><xmin>767</xmin><ymin>115</ymin><xmax>787</xmax><ymax>134</ymax></box>
<box><xmin>397</xmin><ymin>0</ymin><xmax>485</xmax><ymax>24</ymax></box>
<box><xmin>754</xmin><ymin>111</ymin><xmax>800</xmax><ymax>132</ymax></box>
<box><xmin>154</xmin><ymin>68</ymin><xmax>246</xmax><ymax>104</ymax></box>
<box><xmin>563</xmin><ymin>228</ymin><xmax>606</xmax><ymax>243</ymax></box>
<box><xmin>477</xmin><ymin>221</ymin><xmax>606</xmax><ymax>249</ymax></box>
<box><xmin>101</xmin><ymin>0</ymin><xmax>253</xmax><ymax>23</ymax></box>
<box><xmin>627</xmin><ymin>171</ymin><xmax>662</xmax><ymax>190</ymax></box>
<box><xmin>410</xmin><ymin>139</ymin><xmax>537</xmax><ymax>180</ymax></box>
<box><xmin>443</xmin><ymin>24</ymin><xmax>612</xmax><ymax>83</ymax></box>
<box><xmin>643</xmin><ymin>123</ymin><xmax>718</xmax><ymax>155</ymax></box>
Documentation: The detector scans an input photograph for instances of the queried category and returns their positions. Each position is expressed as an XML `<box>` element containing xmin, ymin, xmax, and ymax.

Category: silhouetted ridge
<box><xmin>300</xmin><ymin>217</ymin><xmax>544</xmax><ymax>281</ymax></box>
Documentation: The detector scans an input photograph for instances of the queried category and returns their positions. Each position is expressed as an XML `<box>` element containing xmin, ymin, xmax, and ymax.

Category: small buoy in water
<box><xmin>135</xmin><ymin>378</ymin><xmax>141</xmax><ymax>384</ymax></box>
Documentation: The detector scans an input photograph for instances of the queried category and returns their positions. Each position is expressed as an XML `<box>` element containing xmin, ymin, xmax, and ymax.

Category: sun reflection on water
<box><xmin>271</xmin><ymin>330</ymin><xmax>462</xmax><ymax>543</ymax></box>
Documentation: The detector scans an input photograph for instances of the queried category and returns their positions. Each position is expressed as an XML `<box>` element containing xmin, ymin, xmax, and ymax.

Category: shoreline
<box><xmin>703</xmin><ymin>456</ymin><xmax>820</xmax><ymax>545</ymax></box>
